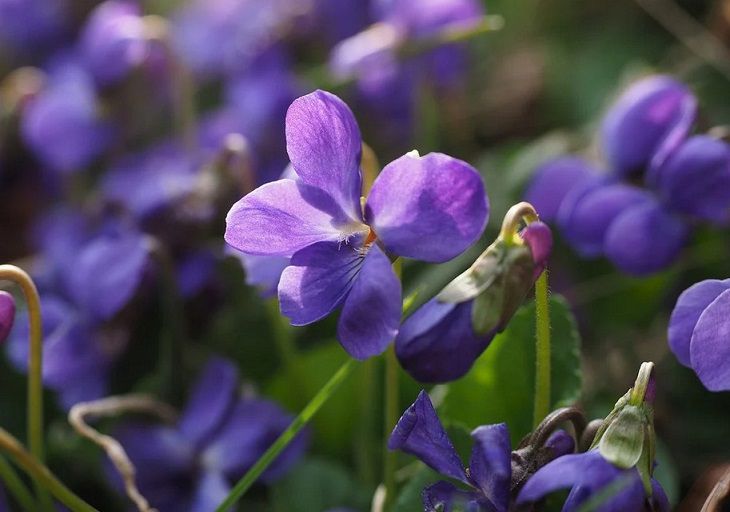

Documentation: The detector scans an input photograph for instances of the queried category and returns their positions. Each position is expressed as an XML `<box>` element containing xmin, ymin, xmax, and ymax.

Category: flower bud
<box><xmin>0</xmin><ymin>291</ymin><xmax>15</xmax><ymax>344</ymax></box>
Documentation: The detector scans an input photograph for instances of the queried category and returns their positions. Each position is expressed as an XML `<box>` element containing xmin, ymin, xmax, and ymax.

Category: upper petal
<box><xmin>604</xmin><ymin>198</ymin><xmax>688</xmax><ymax>275</ymax></box>
<box><xmin>366</xmin><ymin>152</ymin><xmax>488</xmax><ymax>262</ymax></box>
<box><xmin>278</xmin><ymin>241</ymin><xmax>364</xmax><ymax>326</ymax></box>
<box><xmin>178</xmin><ymin>357</ymin><xmax>239</xmax><ymax>447</ymax></box>
<box><xmin>601</xmin><ymin>75</ymin><xmax>697</xmax><ymax>177</ymax></box>
<box><xmin>468</xmin><ymin>423</ymin><xmax>511</xmax><ymax>512</ymax></box>
<box><xmin>225</xmin><ymin>179</ymin><xmax>351</xmax><ymax>257</ymax></box>
<box><xmin>285</xmin><ymin>90</ymin><xmax>363</xmax><ymax>220</ymax></box>
<box><xmin>388</xmin><ymin>390</ymin><xmax>467</xmax><ymax>483</ymax></box>
<box><xmin>690</xmin><ymin>288</ymin><xmax>730</xmax><ymax>391</ymax></box>
<box><xmin>336</xmin><ymin>244</ymin><xmax>401</xmax><ymax>359</ymax></box>
<box><xmin>668</xmin><ymin>279</ymin><xmax>730</xmax><ymax>367</ymax></box>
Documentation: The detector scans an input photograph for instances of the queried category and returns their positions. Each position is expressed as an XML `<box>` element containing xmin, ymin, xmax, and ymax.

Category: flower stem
<box><xmin>0</xmin><ymin>427</ymin><xmax>98</xmax><ymax>512</ymax></box>
<box><xmin>0</xmin><ymin>455</ymin><xmax>36</xmax><ymax>511</ymax></box>
<box><xmin>0</xmin><ymin>265</ymin><xmax>53</xmax><ymax>510</ymax></box>
<box><xmin>532</xmin><ymin>269</ymin><xmax>551</xmax><ymax>429</ymax></box>
<box><xmin>215</xmin><ymin>359</ymin><xmax>359</xmax><ymax>512</ymax></box>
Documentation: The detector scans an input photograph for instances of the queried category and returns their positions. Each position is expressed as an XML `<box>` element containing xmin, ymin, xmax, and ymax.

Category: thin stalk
<box><xmin>0</xmin><ymin>265</ymin><xmax>52</xmax><ymax>510</ymax></box>
<box><xmin>532</xmin><ymin>270</ymin><xmax>551</xmax><ymax>428</ymax></box>
<box><xmin>215</xmin><ymin>359</ymin><xmax>359</xmax><ymax>512</ymax></box>
<box><xmin>0</xmin><ymin>427</ymin><xmax>98</xmax><ymax>512</ymax></box>
<box><xmin>0</xmin><ymin>455</ymin><xmax>36</xmax><ymax>511</ymax></box>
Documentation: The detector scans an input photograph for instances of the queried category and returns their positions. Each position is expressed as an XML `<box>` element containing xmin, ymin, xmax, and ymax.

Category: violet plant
<box><xmin>0</xmin><ymin>1</ymin><xmax>729</xmax><ymax>512</ymax></box>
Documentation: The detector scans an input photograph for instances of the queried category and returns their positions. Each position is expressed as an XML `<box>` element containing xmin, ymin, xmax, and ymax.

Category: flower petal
<box><xmin>225</xmin><ymin>179</ymin><xmax>353</xmax><ymax>257</ymax></box>
<box><xmin>690</xmin><ymin>288</ymin><xmax>730</xmax><ymax>391</ymax></box>
<box><xmin>336</xmin><ymin>244</ymin><xmax>400</xmax><ymax>359</ymax></box>
<box><xmin>285</xmin><ymin>90</ymin><xmax>363</xmax><ymax>220</ymax></box>
<box><xmin>654</xmin><ymin>135</ymin><xmax>730</xmax><ymax>222</ymax></box>
<box><xmin>601</xmin><ymin>75</ymin><xmax>697</xmax><ymax>177</ymax></box>
<box><xmin>278</xmin><ymin>241</ymin><xmax>364</xmax><ymax>326</ymax></box>
<box><xmin>179</xmin><ymin>357</ymin><xmax>239</xmax><ymax>447</ymax></box>
<box><xmin>0</xmin><ymin>291</ymin><xmax>16</xmax><ymax>344</ymax></box>
<box><xmin>668</xmin><ymin>279</ymin><xmax>730</xmax><ymax>367</ymax></box>
<box><xmin>395</xmin><ymin>298</ymin><xmax>495</xmax><ymax>383</ymax></box>
<box><xmin>422</xmin><ymin>481</ymin><xmax>482</xmax><ymax>512</ymax></box>
<box><xmin>190</xmin><ymin>471</ymin><xmax>231</xmax><ymax>512</ymax></box>
<box><xmin>388</xmin><ymin>390</ymin><xmax>467</xmax><ymax>483</ymax></box>
<box><xmin>560</xmin><ymin>183</ymin><xmax>650</xmax><ymax>258</ymax></box>
<box><xmin>524</xmin><ymin>157</ymin><xmax>599</xmax><ymax>223</ymax></box>
<box><xmin>604</xmin><ymin>199</ymin><xmax>688</xmax><ymax>275</ymax></box>
<box><xmin>468</xmin><ymin>423</ymin><xmax>511</xmax><ymax>512</ymax></box>
<box><xmin>366</xmin><ymin>152</ymin><xmax>488</xmax><ymax>262</ymax></box>
<box><xmin>234</xmin><ymin>251</ymin><xmax>291</xmax><ymax>299</ymax></box>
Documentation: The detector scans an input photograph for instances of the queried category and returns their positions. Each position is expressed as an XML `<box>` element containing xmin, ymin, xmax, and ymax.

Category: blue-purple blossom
<box><xmin>601</xmin><ymin>75</ymin><xmax>696</xmax><ymax>177</ymax></box>
<box><xmin>668</xmin><ymin>278</ymin><xmax>730</xmax><ymax>391</ymax></box>
<box><xmin>517</xmin><ymin>449</ymin><xmax>669</xmax><ymax>512</ymax></box>
<box><xmin>0</xmin><ymin>291</ymin><xmax>15</xmax><ymax>344</ymax></box>
<box><xmin>225</xmin><ymin>90</ymin><xmax>488</xmax><ymax>359</ymax></box>
<box><xmin>20</xmin><ymin>59</ymin><xmax>114</xmax><ymax>174</ymax></box>
<box><xmin>0</xmin><ymin>0</ymin><xmax>70</xmax><ymax>51</ymax></box>
<box><xmin>389</xmin><ymin>391</ymin><xmax>574</xmax><ymax>512</ymax></box>
<box><xmin>396</xmin><ymin>220</ymin><xmax>551</xmax><ymax>383</ymax></box>
<box><xmin>110</xmin><ymin>357</ymin><xmax>308</xmax><ymax>511</ymax></box>
<box><xmin>78</xmin><ymin>0</ymin><xmax>149</xmax><ymax>86</ymax></box>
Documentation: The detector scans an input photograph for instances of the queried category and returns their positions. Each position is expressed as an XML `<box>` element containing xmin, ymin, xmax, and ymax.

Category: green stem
<box><xmin>532</xmin><ymin>270</ymin><xmax>551</xmax><ymax>428</ymax></box>
<box><xmin>0</xmin><ymin>265</ymin><xmax>53</xmax><ymax>510</ymax></box>
<box><xmin>215</xmin><ymin>359</ymin><xmax>359</xmax><ymax>512</ymax></box>
<box><xmin>0</xmin><ymin>427</ymin><xmax>98</xmax><ymax>512</ymax></box>
<box><xmin>0</xmin><ymin>455</ymin><xmax>36</xmax><ymax>511</ymax></box>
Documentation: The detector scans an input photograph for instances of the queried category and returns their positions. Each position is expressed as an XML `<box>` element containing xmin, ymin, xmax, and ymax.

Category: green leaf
<box><xmin>270</xmin><ymin>458</ymin><xmax>371</xmax><ymax>512</ymax></box>
<box><xmin>391</xmin><ymin>465</ymin><xmax>443</xmax><ymax>512</ymax></box>
<box><xmin>598</xmin><ymin>405</ymin><xmax>646</xmax><ymax>469</ymax></box>
<box><xmin>439</xmin><ymin>295</ymin><xmax>582</xmax><ymax>444</ymax></box>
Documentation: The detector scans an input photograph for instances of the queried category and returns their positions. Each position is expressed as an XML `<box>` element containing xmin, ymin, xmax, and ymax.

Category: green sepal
<box><xmin>636</xmin><ymin>424</ymin><xmax>654</xmax><ymax>496</ymax></box>
<box><xmin>437</xmin><ymin>240</ymin><xmax>506</xmax><ymax>304</ymax></box>
<box><xmin>590</xmin><ymin>390</ymin><xmax>630</xmax><ymax>450</ymax></box>
<box><xmin>598</xmin><ymin>404</ymin><xmax>647</xmax><ymax>469</ymax></box>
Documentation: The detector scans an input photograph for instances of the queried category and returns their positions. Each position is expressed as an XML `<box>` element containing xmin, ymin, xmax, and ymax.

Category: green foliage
<box><xmin>440</xmin><ymin>295</ymin><xmax>582</xmax><ymax>443</ymax></box>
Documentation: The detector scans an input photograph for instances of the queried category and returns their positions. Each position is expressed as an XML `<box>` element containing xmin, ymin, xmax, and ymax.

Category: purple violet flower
<box><xmin>668</xmin><ymin>278</ymin><xmax>730</xmax><ymax>391</ymax></box>
<box><xmin>396</xmin><ymin>220</ymin><xmax>551</xmax><ymax>383</ymax></box>
<box><xmin>110</xmin><ymin>357</ymin><xmax>308</xmax><ymax>511</ymax></box>
<box><xmin>20</xmin><ymin>59</ymin><xmax>114</xmax><ymax>174</ymax></box>
<box><xmin>0</xmin><ymin>0</ymin><xmax>70</xmax><ymax>51</ymax></box>
<box><xmin>601</xmin><ymin>75</ymin><xmax>696</xmax><ymax>177</ymax></box>
<box><xmin>225</xmin><ymin>90</ymin><xmax>488</xmax><ymax>359</ymax></box>
<box><xmin>389</xmin><ymin>391</ymin><xmax>574</xmax><ymax>512</ymax></box>
<box><xmin>517</xmin><ymin>449</ymin><xmax>670</xmax><ymax>512</ymax></box>
<box><xmin>0</xmin><ymin>291</ymin><xmax>15</xmax><ymax>344</ymax></box>
<box><xmin>78</xmin><ymin>0</ymin><xmax>149</xmax><ymax>86</ymax></box>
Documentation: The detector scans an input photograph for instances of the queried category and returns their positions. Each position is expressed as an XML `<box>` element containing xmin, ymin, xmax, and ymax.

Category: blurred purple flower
<box><xmin>0</xmin><ymin>291</ymin><xmax>15</xmax><ymax>344</ymax></box>
<box><xmin>517</xmin><ymin>450</ymin><xmax>669</xmax><ymax>512</ymax></box>
<box><xmin>0</xmin><ymin>0</ymin><xmax>70</xmax><ymax>51</ymax></box>
<box><xmin>20</xmin><ymin>60</ymin><xmax>114</xmax><ymax>174</ymax></box>
<box><xmin>389</xmin><ymin>391</ymin><xmax>574</xmax><ymax>512</ymax></box>
<box><xmin>110</xmin><ymin>357</ymin><xmax>308</xmax><ymax>511</ymax></box>
<box><xmin>396</xmin><ymin>221</ymin><xmax>551</xmax><ymax>383</ymax></box>
<box><xmin>225</xmin><ymin>90</ymin><xmax>487</xmax><ymax>359</ymax></box>
<box><xmin>78</xmin><ymin>0</ymin><xmax>149</xmax><ymax>86</ymax></box>
<box><xmin>601</xmin><ymin>75</ymin><xmax>696</xmax><ymax>177</ymax></box>
<box><xmin>668</xmin><ymin>278</ymin><xmax>730</xmax><ymax>391</ymax></box>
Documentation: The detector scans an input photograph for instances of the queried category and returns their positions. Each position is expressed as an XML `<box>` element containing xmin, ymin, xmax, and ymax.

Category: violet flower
<box><xmin>517</xmin><ymin>449</ymin><xmax>669</xmax><ymax>511</ymax></box>
<box><xmin>396</xmin><ymin>220</ymin><xmax>551</xmax><ymax>383</ymax></box>
<box><xmin>78</xmin><ymin>0</ymin><xmax>149</xmax><ymax>86</ymax></box>
<box><xmin>109</xmin><ymin>357</ymin><xmax>308</xmax><ymax>511</ymax></box>
<box><xmin>0</xmin><ymin>291</ymin><xmax>15</xmax><ymax>344</ymax></box>
<box><xmin>20</xmin><ymin>58</ymin><xmax>114</xmax><ymax>174</ymax></box>
<box><xmin>225</xmin><ymin>90</ymin><xmax>488</xmax><ymax>359</ymax></box>
<box><xmin>668</xmin><ymin>278</ymin><xmax>730</xmax><ymax>391</ymax></box>
<box><xmin>0</xmin><ymin>0</ymin><xmax>70</xmax><ymax>51</ymax></box>
<box><xmin>389</xmin><ymin>391</ymin><xmax>574</xmax><ymax>512</ymax></box>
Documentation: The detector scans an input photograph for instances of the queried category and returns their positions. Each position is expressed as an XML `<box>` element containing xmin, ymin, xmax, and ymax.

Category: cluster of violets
<box><xmin>0</xmin><ymin>1</ymin><xmax>728</xmax><ymax>511</ymax></box>
<box><xmin>526</xmin><ymin>75</ymin><xmax>730</xmax><ymax>276</ymax></box>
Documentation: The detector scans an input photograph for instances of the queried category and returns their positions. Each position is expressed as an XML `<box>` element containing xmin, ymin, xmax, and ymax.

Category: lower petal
<box><xmin>422</xmin><ymin>481</ymin><xmax>482</xmax><ymax>512</ymax></box>
<box><xmin>336</xmin><ymin>244</ymin><xmax>400</xmax><ymax>359</ymax></box>
<box><xmin>279</xmin><ymin>241</ymin><xmax>364</xmax><ymax>326</ymax></box>
<box><xmin>468</xmin><ymin>423</ymin><xmax>511</xmax><ymax>512</ymax></box>
<box><xmin>604</xmin><ymin>199</ymin><xmax>688</xmax><ymax>275</ymax></box>
<box><xmin>190</xmin><ymin>471</ymin><xmax>231</xmax><ymax>512</ymax></box>
<box><xmin>690</xmin><ymin>289</ymin><xmax>730</xmax><ymax>391</ymax></box>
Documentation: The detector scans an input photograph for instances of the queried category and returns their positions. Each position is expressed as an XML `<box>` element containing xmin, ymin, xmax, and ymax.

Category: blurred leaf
<box><xmin>270</xmin><ymin>458</ymin><xmax>370</xmax><ymax>512</ymax></box>
<box><xmin>440</xmin><ymin>295</ymin><xmax>581</xmax><ymax>444</ymax></box>
<box><xmin>391</xmin><ymin>464</ymin><xmax>442</xmax><ymax>512</ymax></box>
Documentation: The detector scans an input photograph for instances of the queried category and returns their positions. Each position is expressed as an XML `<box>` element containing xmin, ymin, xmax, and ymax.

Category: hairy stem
<box><xmin>532</xmin><ymin>270</ymin><xmax>551</xmax><ymax>428</ymax></box>
<box><xmin>215</xmin><ymin>359</ymin><xmax>359</xmax><ymax>511</ymax></box>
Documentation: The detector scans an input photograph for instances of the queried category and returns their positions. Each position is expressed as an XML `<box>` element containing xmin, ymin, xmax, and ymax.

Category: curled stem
<box><xmin>499</xmin><ymin>201</ymin><xmax>539</xmax><ymax>244</ymax></box>
<box><xmin>68</xmin><ymin>394</ymin><xmax>177</xmax><ymax>512</ymax></box>
<box><xmin>527</xmin><ymin>406</ymin><xmax>587</xmax><ymax>450</ymax></box>
<box><xmin>0</xmin><ymin>427</ymin><xmax>98</xmax><ymax>512</ymax></box>
<box><xmin>702</xmin><ymin>466</ymin><xmax>730</xmax><ymax>512</ymax></box>
<box><xmin>0</xmin><ymin>265</ymin><xmax>52</xmax><ymax>509</ymax></box>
